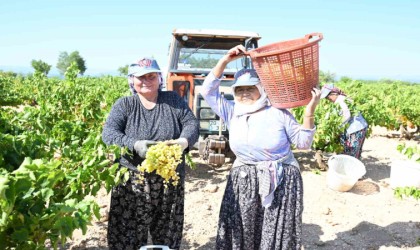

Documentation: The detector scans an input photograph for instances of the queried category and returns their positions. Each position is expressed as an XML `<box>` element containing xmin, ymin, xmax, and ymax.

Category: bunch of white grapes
<box><xmin>138</xmin><ymin>142</ymin><xmax>182</xmax><ymax>187</ymax></box>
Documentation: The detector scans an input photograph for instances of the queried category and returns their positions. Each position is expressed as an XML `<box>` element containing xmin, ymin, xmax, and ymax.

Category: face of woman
<box><xmin>234</xmin><ymin>86</ymin><xmax>261</xmax><ymax>105</ymax></box>
<box><xmin>132</xmin><ymin>73</ymin><xmax>159</xmax><ymax>95</ymax></box>
<box><xmin>326</xmin><ymin>93</ymin><xmax>338</xmax><ymax>102</ymax></box>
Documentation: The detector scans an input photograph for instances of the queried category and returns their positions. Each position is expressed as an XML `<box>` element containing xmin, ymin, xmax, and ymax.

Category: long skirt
<box><xmin>340</xmin><ymin>127</ymin><xmax>368</xmax><ymax>159</ymax></box>
<box><xmin>107</xmin><ymin>170</ymin><xmax>185</xmax><ymax>250</ymax></box>
<box><xmin>216</xmin><ymin>163</ymin><xmax>303</xmax><ymax>250</ymax></box>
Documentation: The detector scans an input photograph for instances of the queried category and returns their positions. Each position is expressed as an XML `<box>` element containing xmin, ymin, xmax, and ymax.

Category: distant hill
<box><xmin>0</xmin><ymin>65</ymin><xmax>120</xmax><ymax>77</ymax></box>
<box><xmin>1</xmin><ymin>65</ymin><xmax>419</xmax><ymax>83</ymax></box>
<box><xmin>0</xmin><ymin>66</ymin><xmax>35</xmax><ymax>75</ymax></box>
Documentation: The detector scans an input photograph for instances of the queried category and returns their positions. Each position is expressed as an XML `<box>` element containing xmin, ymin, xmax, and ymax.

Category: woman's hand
<box><xmin>221</xmin><ymin>45</ymin><xmax>247</xmax><ymax>64</ymax></box>
<box><xmin>305</xmin><ymin>87</ymin><xmax>321</xmax><ymax>116</ymax></box>
<box><xmin>302</xmin><ymin>87</ymin><xmax>321</xmax><ymax>129</ymax></box>
<box><xmin>134</xmin><ymin>140</ymin><xmax>157</xmax><ymax>158</ymax></box>
<box><xmin>213</xmin><ymin>44</ymin><xmax>247</xmax><ymax>78</ymax></box>
<box><xmin>164</xmin><ymin>138</ymin><xmax>188</xmax><ymax>151</ymax></box>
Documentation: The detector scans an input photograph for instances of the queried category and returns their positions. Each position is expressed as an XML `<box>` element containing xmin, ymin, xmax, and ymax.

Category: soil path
<box><xmin>66</xmin><ymin>126</ymin><xmax>420</xmax><ymax>250</ymax></box>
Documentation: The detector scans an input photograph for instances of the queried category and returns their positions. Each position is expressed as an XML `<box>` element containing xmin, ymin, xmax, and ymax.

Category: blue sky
<box><xmin>1</xmin><ymin>0</ymin><xmax>419</xmax><ymax>81</ymax></box>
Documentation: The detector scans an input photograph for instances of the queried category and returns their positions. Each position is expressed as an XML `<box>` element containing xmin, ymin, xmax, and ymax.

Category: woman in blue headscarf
<box><xmin>201</xmin><ymin>45</ymin><xmax>321</xmax><ymax>250</ymax></box>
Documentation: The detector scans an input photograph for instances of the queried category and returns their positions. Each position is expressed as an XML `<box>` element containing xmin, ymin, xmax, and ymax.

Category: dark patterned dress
<box><xmin>337</xmin><ymin>99</ymin><xmax>369</xmax><ymax>160</ymax></box>
<box><xmin>102</xmin><ymin>91</ymin><xmax>199</xmax><ymax>250</ymax></box>
<box><xmin>340</xmin><ymin>126</ymin><xmax>368</xmax><ymax>160</ymax></box>
<box><xmin>107</xmin><ymin>170</ymin><xmax>185</xmax><ymax>250</ymax></box>
<box><xmin>216</xmin><ymin>163</ymin><xmax>303</xmax><ymax>250</ymax></box>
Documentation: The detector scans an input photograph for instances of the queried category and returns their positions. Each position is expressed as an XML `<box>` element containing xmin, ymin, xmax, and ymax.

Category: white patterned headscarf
<box><xmin>232</xmin><ymin>69</ymin><xmax>270</xmax><ymax>116</ymax></box>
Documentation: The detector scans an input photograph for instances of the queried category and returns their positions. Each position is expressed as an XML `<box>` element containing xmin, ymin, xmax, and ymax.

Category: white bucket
<box><xmin>139</xmin><ymin>246</ymin><xmax>170</xmax><ymax>250</ymax></box>
<box><xmin>327</xmin><ymin>154</ymin><xmax>366</xmax><ymax>192</ymax></box>
<box><xmin>390</xmin><ymin>160</ymin><xmax>420</xmax><ymax>188</ymax></box>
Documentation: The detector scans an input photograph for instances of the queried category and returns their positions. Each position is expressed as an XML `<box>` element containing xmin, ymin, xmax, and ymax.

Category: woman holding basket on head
<box><xmin>200</xmin><ymin>45</ymin><xmax>321</xmax><ymax>249</ymax></box>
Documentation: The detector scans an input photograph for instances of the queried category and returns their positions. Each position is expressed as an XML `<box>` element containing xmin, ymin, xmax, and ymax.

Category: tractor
<box><xmin>165</xmin><ymin>28</ymin><xmax>261</xmax><ymax>165</ymax></box>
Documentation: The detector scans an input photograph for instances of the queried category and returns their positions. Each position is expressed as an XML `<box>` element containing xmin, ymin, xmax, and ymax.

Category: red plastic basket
<box><xmin>246</xmin><ymin>33</ymin><xmax>323</xmax><ymax>109</ymax></box>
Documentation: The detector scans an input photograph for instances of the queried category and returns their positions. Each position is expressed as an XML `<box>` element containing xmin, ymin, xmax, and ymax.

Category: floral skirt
<box><xmin>340</xmin><ymin>127</ymin><xmax>368</xmax><ymax>159</ymax></box>
<box><xmin>216</xmin><ymin>163</ymin><xmax>303</xmax><ymax>250</ymax></box>
<box><xmin>107</xmin><ymin>170</ymin><xmax>184</xmax><ymax>250</ymax></box>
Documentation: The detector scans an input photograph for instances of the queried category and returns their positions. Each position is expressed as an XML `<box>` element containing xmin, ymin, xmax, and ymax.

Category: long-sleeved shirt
<box><xmin>335</xmin><ymin>95</ymin><xmax>368</xmax><ymax>135</ymax></box>
<box><xmin>335</xmin><ymin>95</ymin><xmax>351</xmax><ymax>122</ymax></box>
<box><xmin>200</xmin><ymin>72</ymin><xmax>316</xmax><ymax>162</ymax></box>
<box><xmin>102</xmin><ymin>91</ymin><xmax>199</xmax><ymax>175</ymax></box>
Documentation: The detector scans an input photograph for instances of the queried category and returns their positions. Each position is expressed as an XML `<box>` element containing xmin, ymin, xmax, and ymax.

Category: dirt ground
<box><xmin>65</xmin><ymin>126</ymin><xmax>420</xmax><ymax>250</ymax></box>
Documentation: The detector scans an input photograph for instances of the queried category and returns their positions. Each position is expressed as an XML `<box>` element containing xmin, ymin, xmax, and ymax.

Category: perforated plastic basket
<box><xmin>246</xmin><ymin>33</ymin><xmax>323</xmax><ymax>109</ymax></box>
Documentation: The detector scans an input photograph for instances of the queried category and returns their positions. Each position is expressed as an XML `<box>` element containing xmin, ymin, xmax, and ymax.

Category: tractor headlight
<box><xmin>200</xmin><ymin>108</ymin><xmax>216</xmax><ymax>119</ymax></box>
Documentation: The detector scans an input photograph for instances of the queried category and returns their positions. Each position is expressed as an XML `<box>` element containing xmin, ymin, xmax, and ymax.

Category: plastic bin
<box><xmin>390</xmin><ymin>160</ymin><xmax>420</xmax><ymax>188</ymax></box>
<box><xmin>327</xmin><ymin>154</ymin><xmax>366</xmax><ymax>192</ymax></box>
<box><xmin>246</xmin><ymin>33</ymin><xmax>323</xmax><ymax>109</ymax></box>
<box><xmin>139</xmin><ymin>245</ymin><xmax>170</xmax><ymax>250</ymax></box>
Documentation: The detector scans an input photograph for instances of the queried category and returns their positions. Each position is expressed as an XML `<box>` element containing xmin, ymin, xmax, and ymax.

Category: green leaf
<box><xmin>99</xmin><ymin>169</ymin><xmax>109</xmax><ymax>181</ymax></box>
<box><xmin>22</xmin><ymin>187</ymin><xmax>35</xmax><ymax>199</ymax></box>
<box><xmin>54</xmin><ymin>216</ymin><xmax>74</xmax><ymax>237</ymax></box>
<box><xmin>11</xmin><ymin>227</ymin><xmax>29</xmax><ymax>241</ymax></box>
<box><xmin>98</xmin><ymin>159</ymin><xmax>110</xmax><ymax>168</ymax></box>
<box><xmin>0</xmin><ymin>175</ymin><xmax>10</xmax><ymax>200</ymax></box>
<box><xmin>93</xmin><ymin>203</ymin><xmax>101</xmax><ymax>221</ymax></box>
<box><xmin>397</xmin><ymin>143</ymin><xmax>405</xmax><ymax>152</ymax></box>
<box><xmin>108</xmin><ymin>163</ymin><xmax>119</xmax><ymax>174</ymax></box>
<box><xmin>86</xmin><ymin>157</ymin><xmax>96</xmax><ymax>167</ymax></box>
<box><xmin>14</xmin><ymin>178</ymin><xmax>32</xmax><ymax>195</ymax></box>
<box><xmin>64</xmin><ymin>198</ymin><xmax>77</xmax><ymax>208</ymax></box>
<box><xmin>41</xmin><ymin>188</ymin><xmax>54</xmax><ymax>202</ymax></box>
<box><xmin>90</xmin><ymin>183</ymin><xmax>101</xmax><ymax>196</ymax></box>
<box><xmin>29</xmin><ymin>200</ymin><xmax>45</xmax><ymax>215</ymax></box>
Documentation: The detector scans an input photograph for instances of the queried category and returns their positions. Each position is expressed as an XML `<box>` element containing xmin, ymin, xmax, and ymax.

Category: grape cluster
<box><xmin>138</xmin><ymin>142</ymin><xmax>182</xmax><ymax>187</ymax></box>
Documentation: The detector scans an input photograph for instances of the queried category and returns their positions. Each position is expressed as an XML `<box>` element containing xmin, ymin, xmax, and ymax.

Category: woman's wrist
<box><xmin>304</xmin><ymin>108</ymin><xmax>316</xmax><ymax>118</ymax></box>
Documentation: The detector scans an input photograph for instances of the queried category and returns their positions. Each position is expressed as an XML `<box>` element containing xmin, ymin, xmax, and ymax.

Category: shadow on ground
<box><xmin>182</xmin><ymin>220</ymin><xmax>420</xmax><ymax>250</ymax></box>
<box><xmin>303</xmin><ymin>221</ymin><xmax>420</xmax><ymax>249</ymax></box>
<box><xmin>361</xmin><ymin>155</ymin><xmax>391</xmax><ymax>182</ymax></box>
<box><xmin>181</xmin><ymin>236</ymin><xmax>216</xmax><ymax>250</ymax></box>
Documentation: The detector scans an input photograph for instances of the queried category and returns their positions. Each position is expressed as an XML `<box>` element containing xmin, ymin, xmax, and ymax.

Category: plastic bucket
<box><xmin>327</xmin><ymin>155</ymin><xmax>366</xmax><ymax>192</ymax></box>
<box><xmin>139</xmin><ymin>245</ymin><xmax>170</xmax><ymax>250</ymax></box>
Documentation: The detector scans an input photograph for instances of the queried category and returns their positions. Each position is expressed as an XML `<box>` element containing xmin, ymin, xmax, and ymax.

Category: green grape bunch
<box><xmin>138</xmin><ymin>142</ymin><xmax>183</xmax><ymax>187</ymax></box>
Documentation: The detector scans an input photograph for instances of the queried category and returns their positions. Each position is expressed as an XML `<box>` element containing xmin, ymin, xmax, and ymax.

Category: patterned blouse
<box><xmin>102</xmin><ymin>91</ymin><xmax>199</xmax><ymax>174</ymax></box>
